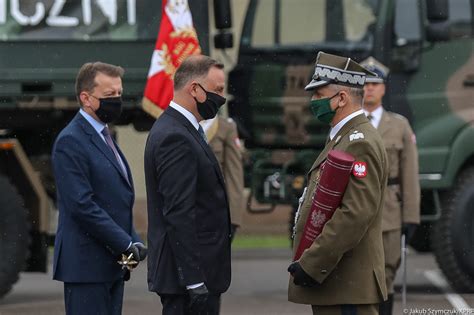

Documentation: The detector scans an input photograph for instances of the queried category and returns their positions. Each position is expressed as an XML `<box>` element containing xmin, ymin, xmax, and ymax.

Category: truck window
<box><xmin>279</xmin><ymin>0</ymin><xmax>325</xmax><ymax>45</ymax></box>
<box><xmin>0</xmin><ymin>0</ymin><xmax>160</xmax><ymax>41</ymax></box>
<box><xmin>250</xmin><ymin>0</ymin><xmax>275</xmax><ymax>46</ymax></box>
<box><xmin>246</xmin><ymin>0</ymin><xmax>378</xmax><ymax>48</ymax></box>
<box><xmin>394</xmin><ymin>0</ymin><xmax>422</xmax><ymax>44</ymax></box>
<box><xmin>448</xmin><ymin>0</ymin><xmax>472</xmax><ymax>38</ymax></box>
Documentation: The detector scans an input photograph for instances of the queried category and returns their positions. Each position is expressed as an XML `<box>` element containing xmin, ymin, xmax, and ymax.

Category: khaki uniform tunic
<box><xmin>378</xmin><ymin>110</ymin><xmax>420</xmax><ymax>293</ymax></box>
<box><xmin>208</xmin><ymin>117</ymin><xmax>245</xmax><ymax>226</ymax></box>
<box><xmin>378</xmin><ymin>110</ymin><xmax>420</xmax><ymax>231</ymax></box>
<box><xmin>288</xmin><ymin>114</ymin><xmax>388</xmax><ymax>305</ymax></box>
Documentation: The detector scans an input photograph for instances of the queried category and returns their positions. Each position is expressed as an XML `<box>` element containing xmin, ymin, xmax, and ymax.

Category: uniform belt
<box><xmin>387</xmin><ymin>177</ymin><xmax>400</xmax><ymax>186</ymax></box>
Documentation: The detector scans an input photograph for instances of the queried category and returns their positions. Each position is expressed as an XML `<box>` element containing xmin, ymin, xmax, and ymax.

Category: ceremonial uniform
<box><xmin>288</xmin><ymin>52</ymin><xmax>389</xmax><ymax>315</ymax></box>
<box><xmin>289</xmin><ymin>113</ymin><xmax>388</xmax><ymax>307</ymax></box>
<box><xmin>203</xmin><ymin>117</ymin><xmax>245</xmax><ymax>231</ymax></box>
<box><xmin>379</xmin><ymin>110</ymin><xmax>420</xmax><ymax>287</ymax></box>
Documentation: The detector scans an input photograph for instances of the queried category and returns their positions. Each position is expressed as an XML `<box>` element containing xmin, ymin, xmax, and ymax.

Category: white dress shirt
<box><xmin>169</xmin><ymin>101</ymin><xmax>200</xmax><ymax>131</ymax></box>
<box><xmin>363</xmin><ymin>106</ymin><xmax>383</xmax><ymax>129</ymax></box>
<box><xmin>79</xmin><ymin>108</ymin><xmax>107</xmax><ymax>142</ymax></box>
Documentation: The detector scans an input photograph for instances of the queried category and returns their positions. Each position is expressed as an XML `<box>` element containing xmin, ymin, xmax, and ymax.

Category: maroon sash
<box><xmin>294</xmin><ymin>149</ymin><xmax>355</xmax><ymax>261</ymax></box>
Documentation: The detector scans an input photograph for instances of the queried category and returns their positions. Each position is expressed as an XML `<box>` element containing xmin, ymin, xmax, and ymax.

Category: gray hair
<box><xmin>329</xmin><ymin>84</ymin><xmax>364</xmax><ymax>106</ymax></box>
<box><xmin>174</xmin><ymin>55</ymin><xmax>224</xmax><ymax>91</ymax></box>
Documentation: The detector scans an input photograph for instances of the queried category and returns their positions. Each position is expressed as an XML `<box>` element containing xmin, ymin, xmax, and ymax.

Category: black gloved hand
<box><xmin>123</xmin><ymin>243</ymin><xmax>140</xmax><ymax>268</ymax></box>
<box><xmin>123</xmin><ymin>270</ymin><xmax>131</xmax><ymax>281</ymax></box>
<box><xmin>133</xmin><ymin>242</ymin><xmax>148</xmax><ymax>261</ymax></box>
<box><xmin>188</xmin><ymin>284</ymin><xmax>209</xmax><ymax>314</ymax></box>
<box><xmin>402</xmin><ymin>223</ymin><xmax>418</xmax><ymax>242</ymax></box>
<box><xmin>288</xmin><ymin>261</ymin><xmax>320</xmax><ymax>288</ymax></box>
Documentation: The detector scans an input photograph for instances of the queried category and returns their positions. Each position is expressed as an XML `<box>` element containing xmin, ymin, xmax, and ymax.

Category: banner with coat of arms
<box><xmin>142</xmin><ymin>0</ymin><xmax>201</xmax><ymax>118</ymax></box>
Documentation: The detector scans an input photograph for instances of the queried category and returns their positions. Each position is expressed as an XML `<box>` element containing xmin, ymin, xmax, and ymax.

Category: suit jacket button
<box><xmin>321</xmin><ymin>269</ymin><xmax>327</xmax><ymax>274</ymax></box>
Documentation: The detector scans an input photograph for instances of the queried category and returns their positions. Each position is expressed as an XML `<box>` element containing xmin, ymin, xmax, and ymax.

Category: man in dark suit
<box><xmin>52</xmin><ymin>62</ymin><xmax>147</xmax><ymax>315</ymax></box>
<box><xmin>145</xmin><ymin>55</ymin><xmax>231</xmax><ymax>315</ymax></box>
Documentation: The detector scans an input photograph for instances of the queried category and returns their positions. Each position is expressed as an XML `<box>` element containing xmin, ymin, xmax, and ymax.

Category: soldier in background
<box><xmin>201</xmin><ymin>116</ymin><xmax>245</xmax><ymax>240</ymax></box>
<box><xmin>361</xmin><ymin>57</ymin><xmax>421</xmax><ymax>315</ymax></box>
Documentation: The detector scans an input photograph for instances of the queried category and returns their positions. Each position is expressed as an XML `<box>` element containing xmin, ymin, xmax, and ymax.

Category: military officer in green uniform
<box><xmin>201</xmin><ymin>116</ymin><xmax>245</xmax><ymax>240</ymax></box>
<box><xmin>361</xmin><ymin>57</ymin><xmax>420</xmax><ymax>315</ymax></box>
<box><xmin>288</xmin><ymin>52</ymin><xmax>389</xmax><ymax>315</ymax></box>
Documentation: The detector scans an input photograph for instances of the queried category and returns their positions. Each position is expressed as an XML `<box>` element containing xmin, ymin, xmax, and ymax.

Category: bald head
<box><xmin>174</xmin><ymin>55</ymin><xmax>224</xmax><ymax>91</ymax></box>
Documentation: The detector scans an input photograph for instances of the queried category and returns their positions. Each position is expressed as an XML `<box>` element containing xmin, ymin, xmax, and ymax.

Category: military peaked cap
<box><xmin>361</xmin><ymin>57</ymin><xmax>390</xmax><ymax>83</ymax></box>
<box><xmin>305</xmin><ymin>51</ymin><xmax>375</xmax><ymax>91</ymax></box>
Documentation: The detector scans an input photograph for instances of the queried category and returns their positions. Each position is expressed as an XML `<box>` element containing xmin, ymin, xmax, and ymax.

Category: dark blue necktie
<box><xmin>198</xmin><ymin>125</ymin><xmax>208</xmax><ymax>143</ymax></box>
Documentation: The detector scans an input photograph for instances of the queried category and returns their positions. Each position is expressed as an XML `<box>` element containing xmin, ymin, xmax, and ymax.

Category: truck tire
<box><xmin>0</xmin><ymin>175</ymin><xmax>30</xmax><ymax>298</ymax></box>
<box><xmin>432</xmin><ymin>167</ymin><xmax>474</xmax><ymax>292</ymax></box>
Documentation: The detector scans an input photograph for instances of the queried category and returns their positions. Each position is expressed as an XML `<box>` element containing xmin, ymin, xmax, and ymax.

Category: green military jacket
<box><xmin>378</xmin><ymin>110</ymin><xmax>420</xmax><ymax>231</ymax></box>
<box><xmin>208</xmin><ymin>117</ymin><xmax>245</xmax><ymax>226</ymax></box>
<box><xmin>288</xmin><ymin>113</ymin><xmax>388</xmax><ymax>305</ymax></box>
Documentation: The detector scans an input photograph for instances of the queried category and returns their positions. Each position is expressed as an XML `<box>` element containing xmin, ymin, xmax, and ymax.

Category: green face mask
<box><xmin>309</xmin><ymin>92</ymin><xmax>339</xmax><ymax>125</ymax></box>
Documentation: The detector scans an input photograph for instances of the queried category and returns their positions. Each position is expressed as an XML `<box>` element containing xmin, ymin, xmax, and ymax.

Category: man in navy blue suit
<box><xmin>145</xmin><ymin>55</ymin><xmax>232</xmax><ymax>315</ymax></box>
<box><xmin>52</xmin><ymin>62</ymin><xmax>147</xmax><ymax>315</ymax></box>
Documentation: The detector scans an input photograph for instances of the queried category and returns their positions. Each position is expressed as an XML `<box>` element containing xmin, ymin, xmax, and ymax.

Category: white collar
<box><xmin>329</xmin><ymin>109</ymin><xmax>364</xmax><ymax>140</ymax></box>
<box><xmin>363</xmin><ymin>105</ymin><xmax>383</xmax><ymax>129</ymax></box>
<box><xmin>169</xmin><ymin>101</ymin><xmax>200</xmax><ymax>130</ymax></box>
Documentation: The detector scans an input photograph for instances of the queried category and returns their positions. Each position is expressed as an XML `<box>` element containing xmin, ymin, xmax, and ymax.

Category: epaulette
<box><xmin>388</xmin><ymin>111</ymin><xmax>408</xmax><ymax>122</ymax></box>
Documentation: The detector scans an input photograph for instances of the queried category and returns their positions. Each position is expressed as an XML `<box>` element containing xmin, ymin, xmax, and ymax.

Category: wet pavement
<box><xmin>0</xmin><ymin>248</ymin><xmax>473</xmax><ymax>315</ymax></box>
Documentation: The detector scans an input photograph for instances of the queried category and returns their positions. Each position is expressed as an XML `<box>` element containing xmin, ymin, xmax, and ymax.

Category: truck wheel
<box><xmin>432</xmin><ymin>167</ymin><xmax>474</xmax><ymax>292</ymax></box>
<box><xmin>0</xmin><ymin>175</ymin><xmax>30</xmax><ymax>298</ymax></box>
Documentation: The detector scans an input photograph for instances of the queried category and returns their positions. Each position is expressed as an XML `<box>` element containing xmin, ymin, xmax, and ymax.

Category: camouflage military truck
<box><xmin>0</xmin><ymin>0</ymin><xmax>232</xmax><ymax>299</ymax></box>
<box><xmin>227</xmin><ymin>0</ymin><xmax>474</xmax><ymax>292</ymax></box>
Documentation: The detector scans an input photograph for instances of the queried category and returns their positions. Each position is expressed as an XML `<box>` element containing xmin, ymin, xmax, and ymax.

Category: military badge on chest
<box><xmin>349</xmin><ymin>130</ymin><xmax>365</xmax><ymax>141</ymax></box>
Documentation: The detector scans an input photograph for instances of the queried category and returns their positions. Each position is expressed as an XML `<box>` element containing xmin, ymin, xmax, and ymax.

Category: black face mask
<box><xmin>194</xmin><ymin>83</ymin><xmax>226</xmax><ymax>120</ymax></box>
<box><xmin>92</xmin><ymin>96</ymin><xmax>123</xmax><ymax>123</ymax></box>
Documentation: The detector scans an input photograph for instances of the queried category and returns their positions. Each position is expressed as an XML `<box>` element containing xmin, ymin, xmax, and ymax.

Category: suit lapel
<box><xmin>165</xmin><ymin>108</ymin><xmax>227</xmax><ymax>189</ymax></box>
<box><xmin>76</xmin><ymin>113</ymin><xmax>132</xmax><ymax>187</ymax></box>
<box><xmin>116</xmin><ymin>143</ymin><xmax>134</xmax><ymax>190</ymax></box>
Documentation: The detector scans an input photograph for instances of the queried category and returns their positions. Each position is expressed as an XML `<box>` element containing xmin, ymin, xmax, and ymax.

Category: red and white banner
<box><xmin>142</xmin><ymin>0</ymin><xmax>201</xmax><ymax>118</ymax></box>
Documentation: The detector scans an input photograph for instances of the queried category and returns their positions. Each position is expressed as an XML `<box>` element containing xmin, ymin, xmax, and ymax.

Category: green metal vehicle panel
<box><xmin>0</xmin><ymin>0</ymin><xmax>210</xmax><ymax>130</ymax></box>
<box><xmin>229</xmin><ymin>0</ymin><xmax>474</xmax><ymax>291</ymax></box>
<box><xmin>228</xmin><ymin>0</ymin><xmax>473</xmax><ymax>210</ymax></box>
<box><xmin>411</xmin><ymin>39</ymin><xmax>473</xmax><ymax>186</ymax></box>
